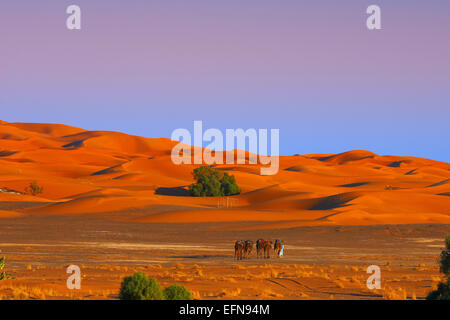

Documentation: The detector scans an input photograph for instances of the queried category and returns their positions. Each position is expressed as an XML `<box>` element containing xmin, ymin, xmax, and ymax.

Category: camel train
<box><xmin>234</xmin><ymin>239</ymin><xmax>285</xmax><ymax>260</ymax></box>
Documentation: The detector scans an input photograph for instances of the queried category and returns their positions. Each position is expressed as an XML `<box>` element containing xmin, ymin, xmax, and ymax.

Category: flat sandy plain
<box><xmin>0</xmin><ymin>121</ymin><xmax>449</xmax><ymax>300</ymax></box>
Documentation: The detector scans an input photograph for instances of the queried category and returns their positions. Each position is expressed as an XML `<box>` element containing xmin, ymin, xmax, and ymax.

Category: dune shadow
<box><xmin>62</xmin><ymin>140</ymin><xmax>84</xmax><ymax>149</ymax></box>
<box><xmin>317</xmin><ymin>155</ymin><xmax>335</xmax><ymax>161</ymax></box>
<box><xmin>0</xmin><ymin>201</ymin><xmax>50</xmax><ymax>210</ymax></box>
<box><xmin>91</xmin><ymin>163</ymin><xmax>125</xmax><ymax>176</ymax></box>
<box><xmin>309</xmin><ymin>193</ymin><xmax>359</xmax><ymax>210</ymax></box>
<box><xmin>427</xmin><ymin>179</ymin><xmax>449</xmax><ymax>188</ymax></box>
<box><xmin>405</xmin><ymin>168</ymin><xmax>418</xmax><ymax>175</ymax></box>
<box><xmin>284</xmin><ymin>166</ymin><xmax>307</xmax><ymax>173</ymax></box>
<box><xmin>337</xmin><ymin>182</ymin><xmax>370</xmax><ymax>188</ymax></box>
<box><xmin>155</xmin><ymin>186</ymin><xmax>191</xmax><ymax>197</ymax></box>
<box><xmin>0</xmin><ymin>150</ymin><xmax>18</xmax><ymax>157</ymax></box>
<box><xmin>388</xmin><ymin>161</ymin><xmax>403</xmax><ymax>168</ymax></box>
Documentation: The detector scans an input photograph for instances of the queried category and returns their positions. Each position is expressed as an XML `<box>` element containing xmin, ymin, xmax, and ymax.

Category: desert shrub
<box><xmin>220</xmin><ymin>173</ymin><xmax>241</xmax><ymax>196</ymax></box>
<box><xmin>189</xmin><ymin>166</ymin><xmax>241</xmax><ymax>197</ymax></box>
<box><xmin>0</xmin><ymin>256</ymin><xmax>14</xmax><ymax>280</ymax></box>
<box><xmin>119</xmin><ymin>272</ymin><xmax>164</xmax><ymax>300</ymax></box>
<box><xmin>25</xmin><ymin>181</ymin><xmax>44</xmax><ymax>196</ymax></box>
<box><xmin>163</xmin><ymin>284</ymin><xmax>193</xmax><ymax>300</ymax></box>
<box><xmin>427</xmin><ymin>278</ymin><xmax>450</xmax><ymax>300</ymax></box>
<box><xmin>439</xmin><ymin>234</ymin><xmax>450</xmax><ymax>277</ymax></box>
<box><xmin>427</xmin><ymin>234</ymin><xmax>450</xmax><ymax>300</ymax></box>
<box><xmin>0</xmin><ymin>256</ymin><xmax>5</xmax><ymax>281</ymax></box>
<box><xmin>190</xmin><ymin>173</ymin><xmax>222</xmax><ymax>197</ymax></box>
<box><xmin>192</xmin><ymin>166</ymin><xmax>221</xmax><ymax>181</ymax></box>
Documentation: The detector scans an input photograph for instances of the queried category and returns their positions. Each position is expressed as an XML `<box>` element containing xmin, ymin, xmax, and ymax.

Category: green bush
<box><xmin>189</xmin><ymin>166</ymin><xmax>241</xmax><ymax>197</ymax></box>
<box><xmin>0</xmin><ymin>256</ymin><xmax>14</xmax><ymax>280</ymax></box>
<box><xmin>439</xmin><ymin>234</ymin><xmax>450</xmax><ymax>277</ymax></box>
<box><xmin>0</xmin><ymin>256</ymin><xmax>5</xmax><ymax>281</ymax></box>
<box><xmin>427</xmin><ymin>278</ymin><xmax>450</xmax><ymax>300</ymax></box>
<box><xmin>427</xmin><ymin>234</ymin><xmax>450</xmax><ymax>300</ymax></box>
<box><xmin>163</xmin><ymin>284</ymin><xmax>193</xmax><ymax>300</ymax></box>
<box><xmin>190</xmin><ymin>174</ymin><xmax>222</xmax><ymax>197</ymax></box>
<box><xmin>220</xmin><ymin>173</ymin><xmax>241</xmax><ymax>196</ymax></box>
<box><xmin>118</xmin><ymin>273</ymin><xmax>194</xmax><ymax>300</ymax></box>
<box><xmin>25</xmin><ymin>181</ymin><xmax>44</xmax><ymax>196</ymax></box>
<box><xmin>192</xmin><ymin>166</ymin><xmax>221</xmax><ymax>181</ymax></box>
<box><xmin>119</xmin><ymin>272</ymin><xmax>164</xmax><ymax>300</ymax></box>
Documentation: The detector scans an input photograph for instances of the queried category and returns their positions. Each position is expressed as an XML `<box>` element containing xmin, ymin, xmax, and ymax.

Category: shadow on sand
<box><xmin>155</xmin><ymin>186</ymin><xmax>191</xmax><ymax>197</ymax></box>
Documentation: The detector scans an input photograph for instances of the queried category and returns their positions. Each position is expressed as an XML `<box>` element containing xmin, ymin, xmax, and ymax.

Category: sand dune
<box><xmin>316</xmin><ymin>150</ymin><xmax>377</xmax><ymax>164</ymax></box>
<box><xmin>10</xmin><ymin>122</ymin><xmax>86</xmax><ymax>137</ymax></box>
<box><xmin>0</xmin><ymin>121</ymin><xmax>449</xmax><ymax>228</ymax></box>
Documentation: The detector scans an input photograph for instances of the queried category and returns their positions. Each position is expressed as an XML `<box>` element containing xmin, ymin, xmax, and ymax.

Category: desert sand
<box><xmin>0</xmin><ymin>120</ymin><xmax>449</xmax><ymax>300</ymax></box>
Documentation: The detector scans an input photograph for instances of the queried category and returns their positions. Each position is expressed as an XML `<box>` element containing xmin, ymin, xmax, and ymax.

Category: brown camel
<box><xmin>256</xmin><ymin>239</ymin><xmax>265</xmax><ymax>259</ymax></box>
<box><xmin>263</xmin><ymin>240</ymin><xmax>273</xmax><ymax>259</ymax></box>
<box><xmin>244</xmin><ymin>240</ymin><xmax>254</xmax><ymax>259</ymax></box>
<box><xmin>234</xmin><ymin>240</ymin><xmax>245</xmax><ymax>260</ymax></box>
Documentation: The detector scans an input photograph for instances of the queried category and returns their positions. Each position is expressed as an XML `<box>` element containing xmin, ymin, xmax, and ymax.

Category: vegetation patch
<box><xmin>119</xmin><ymin>272</ymin><xmax>193</xmax><ymax>300</ymax></box>
<box><xmin>427</xmin><ymin>234</ymin><xmax>450</xmax><ymax>300</ymax></box>
<box><xmin>189</xmin><ymin>166</ymin><xmax>241</xmax><ymax>197</ymax></box>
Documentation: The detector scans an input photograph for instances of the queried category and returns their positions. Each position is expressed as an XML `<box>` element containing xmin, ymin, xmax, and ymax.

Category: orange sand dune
<box><xmin>0</xmin><ymin>121</ymin><xmax>449</xmax><ymax>228</ymax></box>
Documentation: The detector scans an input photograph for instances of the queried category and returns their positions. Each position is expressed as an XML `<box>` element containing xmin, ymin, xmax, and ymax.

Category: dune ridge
<box><xmin>0</xmin><ymin>121</ymin><xmax>449</xmax><ymax>228</ymax></box>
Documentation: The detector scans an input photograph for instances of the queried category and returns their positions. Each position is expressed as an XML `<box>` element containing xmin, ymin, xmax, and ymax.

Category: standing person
<box><xmin>279</xmin><ymin>244</ymin><xmax>284</xmax><ymax>257</ymax></box>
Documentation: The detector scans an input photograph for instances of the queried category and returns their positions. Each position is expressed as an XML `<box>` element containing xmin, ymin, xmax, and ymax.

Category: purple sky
<box><xmin>1</xmin><ymin>1</ymin><xmax>449</xmax><ymax>161</ymax></box>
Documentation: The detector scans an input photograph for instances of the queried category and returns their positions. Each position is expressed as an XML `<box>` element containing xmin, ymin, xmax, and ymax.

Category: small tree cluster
<box><xmin>25</xmin><ymin>181</ymin><xmax>44</xmax><ymax>196</ymax></box>
<box><xmin>0</xmin><ymin>256</ymin><xmax>5</xmax><ymax>281</ymax></box>
<box><xmin>427</xmin><ymin>234</ymin><xmax>450</xmax><ymax>300</ymax></box>
<box><xmin>0</xmin><ymin>256</ymin><xmax>14</xmax><ymax>281</ymax></box>
<box><xmin>119</xmin><ymin>272</ymin><xmax>193</xmax><ymax>300</ymax></box>
<box><xmin>439</xmin><ymin>234</ymin><xmax>450</xmax><ymax>277</ymax></box>
<box><xmin>163</xmin><ymin>284</ymin><xmax>193</xmax><ymax>300</ymax></box>
<box><xmin>189</xmin><ymin>166</ymin><xmax>241</xmax><ymax>197</ymax></box>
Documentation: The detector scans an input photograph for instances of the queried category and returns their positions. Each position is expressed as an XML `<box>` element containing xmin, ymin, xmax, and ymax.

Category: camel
<box><xmin>263</xmin><ymin>240</ymin><xmax>273</xmax><ymax>259</ymax></box>
<box><xmin>244</xmin><ymin>240</ymin><xmax>254</xmax><ymax>259</ymax></box>
<box><xmin>256</xmin><ymin>239</ymin><xmax>273</xmax><ymax>259</ymax></box>
<box><xmin>234</xmin><ymin>240</ymin><xmax>245</xmax><ymax>260</ymax></box>
<box><xmin>256</xmin><ymin>239</ymin><xmax>265</xmax><ymax>259</ymax></box>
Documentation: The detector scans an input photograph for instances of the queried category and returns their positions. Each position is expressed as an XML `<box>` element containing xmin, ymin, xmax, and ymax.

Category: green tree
<box><xmin>190</xmin><ymin>174</ymin><xmax>222</xmax><ymax>197</ymax></box>
<box><xmin>189</xmin><ymin>166</ymin><xmax>241</xmax><ymax>197</ymax></box>
<box><xmin>439</xmin><ymin>234</ymin><xmax>450</xmax><ymax>277</ymax></box>
<box><xmin>427</xmin><ymin>234</ymin><xmax>450</xmax><ymax>300</ymax></box>
<box><xmin>119</xmin><ymin>272</ymin><xmax>164</xmax><ymax>300</ymax></box>
<box><xmin>220</xmin><ymin>172</ymin><xmax>241</xmax><ymax>196</ymax></box>
<box><xmin>163</xmin><ymin>284</ymin><xmax>193</xmax><ymax>300</ymax></box>
<box><xmin>427</xmin><ymin>279</ymin><xmax>450</xmax><ymax>300</ymax></box>
<box><xmin>192</xmin><ymin>166</ymin><xmax>221</xmax><ymax>181</ymax></box>
<box><xmin>25</xmin><ymin>181</ymin><xmax>44</xmax><ymax>196</ymax></box>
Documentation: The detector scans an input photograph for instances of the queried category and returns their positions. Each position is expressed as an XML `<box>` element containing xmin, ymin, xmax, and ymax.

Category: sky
<box><xmin>0</xmin><ymin>0</ymin><xmax>449</xmax><ymax>161</ymax></box>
